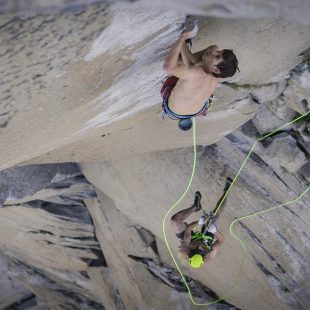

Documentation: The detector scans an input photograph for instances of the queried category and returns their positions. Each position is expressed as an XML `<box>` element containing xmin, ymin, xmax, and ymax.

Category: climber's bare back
<box><xmin>168</xmin><ymin>67</ymin><xmax>218</xmax><ymax>115</ymax></box>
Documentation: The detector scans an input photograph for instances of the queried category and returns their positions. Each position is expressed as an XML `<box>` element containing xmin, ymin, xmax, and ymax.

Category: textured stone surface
<box><xmin>1</xmin><ymin>0</ymin><xmax>310</xmax><ymax>24</ymax></box>
<box><xmin>80</xmin><ymin>130</ymin><xmax>310</xmax><ymax>309</ymax></box>
<box><xmin>251</xmin><ymin>80</ymin><xmax>287</xmax><ymax>104</ymax></box>
<box><xmin>8</xmin><ymin>260</ymin><xmax>104</xmax><ymax>310</ymax></box>
<box><xmin>0</xmin><ymin>164</ymin><xmax>109</xmax><ymax>309</ymax></box>
<box><xmin>258</xmin><ymin>133</ymin><xmax>307</xmax><ymax>173</ymax></box>
<box><xmin>0</xmin><ymin>3</ymin><xmax>310</xmax><ymax>169</ymax></box>
<box><xmin>0</xmin><ymin>251</ymin><xmax>34</xmax><ymax>309</ymax></box>
<box><xmin>0</xmin><ymin>4</ymin><xmax>110</xmax><ymax>130</ymax></box>
<box><xmin>300</xmin><ymin>163</ymin><xmax>310</xmax><ymax>181</ymax></box>
<box><xmin>283</xmin><ymin>66</ymin><xmax>310</xmax><ymax>114</ymax></box>
<box><xmin>251</xmin><ymin>100</ymin><xmax>297</xmax><ymax>134</ymax></box>
<box><xmin>0</xmin><ymin>163</ymin><xmax>85</xmax><ymax>204</ymax></box>
<box><xmin>0</xmin><ymin>1</ymin><xmax>309</xmax><ymax>309</ymax></box>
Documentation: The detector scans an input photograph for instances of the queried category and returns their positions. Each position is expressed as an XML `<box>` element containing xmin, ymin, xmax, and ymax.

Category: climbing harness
<box><xmin>190</xmin><ymin>210</ymin><xmax>218</xmax><ymax>249</ymax></box>
<box><xmin>191</xmin><ymin>230</ymin><xmax>214</xmax><ymax>249</ymax></box>
<box><xmin>199</xmin><ymin>210</ymin><xmax>216</xmax><ymax>230</ymax></box>
<box><xmin>162</xmin><ymin>110</ymin><xmax>310</xmax><ymax>306</ymax></box>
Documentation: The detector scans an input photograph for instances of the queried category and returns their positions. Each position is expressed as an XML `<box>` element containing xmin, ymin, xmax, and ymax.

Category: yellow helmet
<box><xmin>188</xmin><ymin>254</ymin><xmax>204</xmax><ymax>268</ymax></box>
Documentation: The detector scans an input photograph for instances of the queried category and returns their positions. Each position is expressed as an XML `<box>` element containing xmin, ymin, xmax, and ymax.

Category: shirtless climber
<box><xmin>161</xmin><ymin>24</ymin><xmax>239</xmax><ymax>131</ymax></box>
<box><xmin>170</xmin><ymin>178</ymin><xmax>232</xmax><ymax>268</ymax></box>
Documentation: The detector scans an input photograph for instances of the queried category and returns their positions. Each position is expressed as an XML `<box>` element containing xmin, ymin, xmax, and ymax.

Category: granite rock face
<box><xmin>0</xmin><ymin>164</ymin><xmax>108</xmax><ymax>309</ymax></box>
<box><xmin>0</xmin><ymin>251</ymin><xmax>34</xmax><ymax>309</ymax></box>
<box><xmin>257</xmin><ymin>132</ymin><xmax>307</xmax><ymax>173</ymax></box>
<box><xmin>1</xmin><ymin>0</ymin><xmax>310</xmax><ymax>24</ymax></box>
<box><xmin>0</xmin><ymin>1</ymin><xmax>309</xmax><ymax>309</ymax></box>
<box><xmin>0</xmin><ymin>163</ymin><xmax>238</xmax><ymax>310</ymax></box>
<box><xmin>80</xmin><ymin>112</ymin><xmax>310</xmax><ymax>309</ymax></box>
<box><xmin>0</xmin><ymin>163</ymin><xmax>86</xmax><ymax>204</ymax></box>
<box><xmin>1</xmin><ymin>2</ymin><xmax>310</xmax><ymax>168</ymax></box>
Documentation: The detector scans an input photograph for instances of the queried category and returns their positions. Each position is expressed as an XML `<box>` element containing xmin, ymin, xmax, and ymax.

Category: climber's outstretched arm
<box><xmin>163</xmin><ymin>32</ymin><xmax>187</xmax><ymax>73</ymax></box>
<box><xmin>163</xmin><ymin>31</ymin><xmax>203</xmax><ymax>79</ymax></box>
<box><xmin>180</xmin><ymin>44</ymin><xmax>206</xmax><ymax>66</ymax></box>
<box><xmin>180</xmin><ymin>43</ymin><xmax>196</xmax><ymax>66</ymax></box>
<box><xmin>192</xmin><ymin>49</ymin><xmax>205</xmax><ymax>62</ymax></box>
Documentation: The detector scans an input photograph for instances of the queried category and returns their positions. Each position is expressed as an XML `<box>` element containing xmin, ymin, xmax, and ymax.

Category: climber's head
<box><xmin>188</xmin><ymin>253</ymin><xmax>204</xmax><ymax>268</ymax></box>
<box><xmin>202</xmin><ymin>45</ymin><xmax>239</xmax><ymax>78</ymax></box>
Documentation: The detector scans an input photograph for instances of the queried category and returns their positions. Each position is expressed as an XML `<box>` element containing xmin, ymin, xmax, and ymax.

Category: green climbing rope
<box><xmin>162</xmin><ymin>110</ymin><xmax>310</xmax><ymax>306</ymax></box>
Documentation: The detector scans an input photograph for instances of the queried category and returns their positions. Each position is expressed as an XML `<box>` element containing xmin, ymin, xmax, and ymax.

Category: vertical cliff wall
<box><xmin>0</xmin><ymin>1</ymin><xmax>309</xmax><ymax>309</ymax></box>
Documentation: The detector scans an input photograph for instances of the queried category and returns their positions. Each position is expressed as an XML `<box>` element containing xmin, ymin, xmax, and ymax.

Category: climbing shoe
<box><xmin>224</xmin><ymin>177</ymin><xmax>233</xmax><ymax>191</ymax></box>
<box><xmin>193</xmin><ymin>191</ymin><xmax>202</xmax><ymax>211</ymax></box>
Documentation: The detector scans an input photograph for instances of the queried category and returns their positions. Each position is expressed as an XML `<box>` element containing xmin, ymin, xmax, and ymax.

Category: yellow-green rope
<box><xmin>162</xmin><ymin>110</ymin><xmax>310</xmax><ymax>306</ymax></box>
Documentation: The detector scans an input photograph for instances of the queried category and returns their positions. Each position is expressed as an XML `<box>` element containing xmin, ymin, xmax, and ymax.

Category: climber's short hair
<box><xmin>213</xmin><ymin>49</ymin><xmax>239</xmax><ymax>78</ymax></box>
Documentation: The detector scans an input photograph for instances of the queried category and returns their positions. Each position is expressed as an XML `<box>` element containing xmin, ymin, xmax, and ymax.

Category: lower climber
<box><xmin>161</xmin><ymin>23</ymin><xmax>239</xmax><ymax>131</ymax></box>
<box><xmin>170</xmin><ymin>177</ymin><xmax>232</xmax><ymax>268</ymax></box>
